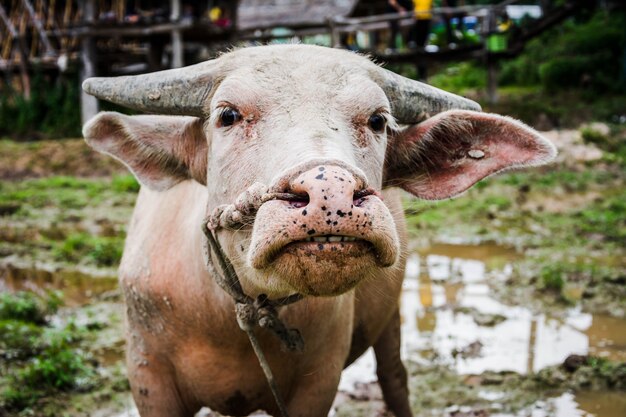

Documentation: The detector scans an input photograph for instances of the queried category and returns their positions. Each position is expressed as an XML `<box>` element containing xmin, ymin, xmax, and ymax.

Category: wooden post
<box><xmin>0</xmin><ymin>4</ymin><xmax>31</xmax><ymax>99</ymax></box>
<box><xmin>328</xmin><ymin>18</ymin><xmax>340</xmax><ymax>48</ymax></box>
<box><xmin>170</xmin><ymin>0</ymin><xmax>183</xmax><ymax>68</ymax></box>
<box><xmin>484</xmin><ymin>7</ymin><xmax>498</xmax><ymax>104</ymax></box>
<box><xmin>22</xmin><ymin>0</ymin><xmax>55</xmax><ymax>56</ymax></box>
<box><xmin>229</xmin><ymin>0</ymin><xmax>239</xmax><ymax>43</ymax></box>
<box><xmin>80</xmin><ymin>0</ymin><xmax>98</xmax><ymax>124</ymax></box>
<box><xmin>487</xmin><ymin>59</ymin><xmax>498</xmax><ymax>104</ymax></box>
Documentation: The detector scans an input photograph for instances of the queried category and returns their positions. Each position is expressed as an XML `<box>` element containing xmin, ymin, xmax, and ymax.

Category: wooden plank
<box><xmin>0</xmin><ymin>3</ymin><xmax>31</xmax><ymax>98</ymax></box>
<box><xmin>80</xmin><ymin>0</ymin><xmax>98</xmax><ymax>124</ymax></box>
<box><xmin>22</xmin><ymin>0</ymin><xmax>55</xmax><ymax>56</ymax></box>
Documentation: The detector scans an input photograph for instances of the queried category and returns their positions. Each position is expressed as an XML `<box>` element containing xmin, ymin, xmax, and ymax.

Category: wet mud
<box><xmin>1</xmin><ymin>130</ymin><xmax>625</xmax><ymax>416</ymax></box>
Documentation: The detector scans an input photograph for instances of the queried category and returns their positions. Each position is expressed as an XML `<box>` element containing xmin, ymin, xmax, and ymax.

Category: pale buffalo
<box><xmin>82</xmin><ymin>44</ymin><xmax>556</xmax><ymax>417</ymax></box>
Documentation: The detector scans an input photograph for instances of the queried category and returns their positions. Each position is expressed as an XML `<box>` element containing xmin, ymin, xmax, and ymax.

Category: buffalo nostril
<box><xmin>290</xmin><ymin>200</ymin><xmax>308</xmax><ymax>209</ymax></box>
<box><xmin>353</xmin><ymin>188</ymin><xmax>375</xmax><ymax>207</ymax></box>
<box><xmin>274</xmin><ymin>192</ymin><xmax>310</xmax><ymax>208</ymax></box>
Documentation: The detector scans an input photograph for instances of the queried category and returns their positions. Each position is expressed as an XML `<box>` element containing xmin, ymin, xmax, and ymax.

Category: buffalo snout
<box><xmin>247</xmin><ymin>161</ymin><xmax>400</xmax><ymax>296</ymax></box>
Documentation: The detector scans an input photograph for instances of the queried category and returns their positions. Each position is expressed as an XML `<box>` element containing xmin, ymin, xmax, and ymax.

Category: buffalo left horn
<box><xmin>372</xmin><ymin>66</ymin><xmax>482</xmax><ymax>124</ymax></box>
<box><xmin>82</xmin><ymin>60</ymin><xmax>221</xmax><ymax>116</ymax></box>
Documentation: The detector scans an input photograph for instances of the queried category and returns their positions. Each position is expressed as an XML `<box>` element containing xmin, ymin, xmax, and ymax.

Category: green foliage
<box><xmin>575</xmin><ymin>192</ymin><xmax>626</xmax><ymax>242</ymax></box>
<box><xmin>112</xmin><ymin>174</ymin><xmax>140</xmax><ymax>193</ymax></box>
<box><xmin>539</xmin><ymin>264</ymin><xmax>566</xmax><ymax>292</ymax></box>
<box><xmin>0</xmin><ymin>291</ymin><xmax>59</xmax><ymax>324</ymax></box>
<box><xmin>0</xmin><ymin>291</ymin><xmax>97</xmax><ymax>411</ymax></box>
<box><xmin>53</xmin><ymin>233</ymin><xmax>91</xmax><ymax>263</ymax></box>
<box><xmin>429</xmin><ymin>62</ymin><xmax>487</xmax><ymax>94</ymax></box>
<box><xmin>500</xmin><ymin>11</ymin><xmax>626</xmax><ymax>93</ymax></box>
<box><xmin>89</xmin><ymin>238</ymin><xmax>124</xmax><ymax>266</ymax></box>
<box><xmin>17</xmin><ymin>323</ymin><xmax>92</xmax><ymax>391</ymax></box>
<box><xmin>53</xmin><ymin>233</ymin><xmax>123</xmax><ymax>266</ymax></box>
<box><xmin>580</xmin><ymin>124</ymin><xmax>626</xmax><ymax>155</ymax></box>
<box><xmin>0</xmin><ymin>323</ymin><xmax>95</xmax><ymax>410</ymax></box>
<box><xmin>502</xmin><ymin>169</ymin><xmax>616</xmax><ymax>193</ymax></box>
<box><xmin>0</xmin><ymin>72</ymin><xmax>81</xmax><ymax>139</ymax></box>
<box><xmin>0</xmin><ymin>292</ymin><xmax>96</xmax><ymax>414</ymax></box>
<box><xmin>0</xmin><ymin>175</ymin><xmax>137</xmax><ymax>213</ymax></box>
<box><xmin>0</xmin><ymin>320</ymin><xmax>43</xmax><ymax>358</ymax></box>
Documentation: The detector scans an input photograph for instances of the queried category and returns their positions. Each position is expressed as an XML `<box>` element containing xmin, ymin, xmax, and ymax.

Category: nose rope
<box><xmin>201</xmin><ymin>182</ymin><xmax>305</xmax><ymax>417</ymax></box>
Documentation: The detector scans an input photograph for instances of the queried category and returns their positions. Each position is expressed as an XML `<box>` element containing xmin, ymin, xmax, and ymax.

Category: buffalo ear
<box><xmin>383</xmin><ymin>110</ymin><xmax>557</xmax><ymax>200</ymax></box>
<box><xmin>83</xmin><ymin>112</ymin><xmax>208</xmax><ymax>191</ymax></box>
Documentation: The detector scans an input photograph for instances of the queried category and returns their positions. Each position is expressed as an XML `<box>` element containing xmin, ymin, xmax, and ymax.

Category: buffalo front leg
<box><xmin>373</xmin><ymin>308</ymin><xmax>412</xmax><ymax>417</ymax></box>
<box><xmin>127</xmin><ymin>331</ymin><xmax>198</xmax><ymax>417</ymax></box>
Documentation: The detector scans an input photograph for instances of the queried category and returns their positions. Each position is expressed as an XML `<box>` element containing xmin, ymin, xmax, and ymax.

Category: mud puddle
<box><xmin>0</xmin><ymin>263</ymin><xmax>118</xmax><ymax>307</ymax></box>
<box><xmin>3</xmin><ymin>245</ymin><xmax>624</xmax><ymax>416</ymax></box>
<box><xmin>337</xmin><ymin>243</ymin><xmax>626</xmax><ymax>417</ymax></box>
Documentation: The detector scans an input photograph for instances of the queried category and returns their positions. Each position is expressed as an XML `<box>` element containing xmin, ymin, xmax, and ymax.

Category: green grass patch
<box><xmin>53</xmin><ymin>234</ymin><xmax>124</xmax><ymax>267</ymax></box>
<box><xmin>111</xmin><ymin>175</ymin><xmax>140</xmax><ymax>193</ymax></box>
<box><xmin>0</xmin><ymin>291</ymin><xmax>61</xmax><ymax>324</ymax></box>
<box><xmin>0</xmin><ymin>293</ymin><xmax>98</xmax><ymax>412</ymax></box>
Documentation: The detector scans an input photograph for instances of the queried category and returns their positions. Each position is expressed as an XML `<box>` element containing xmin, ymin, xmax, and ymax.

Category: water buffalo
<box><xmin>82</xmin><ymin>44</ymin><xmax>556</xmax><ymax>417</ymax></box>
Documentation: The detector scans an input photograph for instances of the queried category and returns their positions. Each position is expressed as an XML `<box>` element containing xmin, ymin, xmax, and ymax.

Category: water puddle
<box><xmin>400</xmin><ymin>243</ymin><xmax>626</xmax><ymax>371</ymax></box>
<box><xmin>2</xmin><ymin>246</ymin><xmax>624</xmax><ymax>417</ymax></box>
<box><xmin>339</xmin><ymin>242</ymin><xmax>626</xmax><ymax>417</ymax></box>
<box><xmin>0</xmin><ymin>263</ymin><xmax>118</xmax><ymax>306</ymax></box>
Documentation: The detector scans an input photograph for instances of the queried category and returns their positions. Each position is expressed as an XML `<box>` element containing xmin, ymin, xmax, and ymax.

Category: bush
<box><xmin>90</xmin><ymin>239</ymin><xmax>123</xmax><ymax>266</ymax></box>
<box><xmin>0</xmin><ymin>72</ymin><xmax>81</xmax><ymax>139</ymax></box>
<box><xmin>0</xmin><ymin>320</ymin><xmax>43</xmax><ymax>358</ymax></box>
<box><xmin>0</xmin><ymin>321</ymin><xmax>95</xmax><ymax>410</ymax></box>
<box><xmin>500</xmin><ymin>10</ymin><xmax>626</xmax><ymax>93</ymax></box>
<box><xmin>539</xmin><ymin>264</ymin><xmax>566</xmax><ymax>292</ymax></box>
<box><xmin>429</xmin><ymin>62</ymin><xmax>487</xmax><ymax>94</ymax></box>
<box><xmin>53</xmin><ymin>233</ymin><xmax>124</xmax><ymax>266</ymax></box>
<box><xmin>0</xmin><ymin>292</ymin><xmax>57</xmax><ymax>324</ymax></box>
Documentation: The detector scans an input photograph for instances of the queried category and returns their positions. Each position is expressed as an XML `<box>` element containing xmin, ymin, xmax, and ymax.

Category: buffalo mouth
<box><xmin>276</xmin><ymin>235</ymin><xmax>376</xmax><ymax>261</ymax></box>
<box><xmin>257</xmin><ymin>233</ymin><xmax>382</xmax><ymax>296</ymax></box>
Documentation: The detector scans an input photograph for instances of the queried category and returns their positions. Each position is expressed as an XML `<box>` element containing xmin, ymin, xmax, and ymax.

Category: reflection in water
<box><xmin>2</xmin><ymin>247</ymin><xmax>624</xmax><ymax>417</ymax></box>
<box><xmin>341</xmin><ymin>243</ymin><xmax>626</xmax><ymax>417</ymax></box>
<box><xmin>402</xmin><ymin>244</ymin><xmax>625</xmax><ymax>373</ymax></box>
<box><xmin>0</xmin><ymin>264</ymin><xmax>117</xmax><ymax>306</ymax></box>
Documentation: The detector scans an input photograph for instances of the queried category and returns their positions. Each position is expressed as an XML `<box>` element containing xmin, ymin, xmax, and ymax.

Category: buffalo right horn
<box><xmin>372</xmin><ymin>66</ymin><xmax>482</xmax><ymax>124</ymax></box>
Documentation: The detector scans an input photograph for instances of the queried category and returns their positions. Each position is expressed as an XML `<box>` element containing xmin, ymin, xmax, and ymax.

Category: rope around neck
<box><xmin>201</xmin><ymin>182</ymin><xmax>305</xmax><ymax>417</ymax></box>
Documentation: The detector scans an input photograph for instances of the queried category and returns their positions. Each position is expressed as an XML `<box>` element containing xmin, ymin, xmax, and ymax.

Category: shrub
<box><xmin>0</xmin><ymin>292</ymin><xmax>53</xmax><ymax>324</ymax></box>
<box><xmin>539</xmin><ymin>264</ymin><xmax>566</xmax><ymax>292</ymax></box>
<box><xmin>0</xmin><ymin>72</ymin><xmax>81</xmax><ymax>139</ymax></box>
<box><xmin>90</xmin><ymin>239</ymin><xmax>123</xmax><ymax>266</ymax></box>
<box><xmin>53</xmin><ymin>233</ymin><xmax>124</xmax><ymax>266</ymax></box>
<box><xmin>500</xmin><ymin>10</ymin><xmax>626</xmax><ymax>93</ymax></box>
<box><xmin>0</xmin><ymin>320</ymin><xmax>43</xmax><ymax>359</ymax></box>
<box><xmin>0</xmin><ymin>321</ymin><xmax>95</xmax><ymax>410</ymax></box>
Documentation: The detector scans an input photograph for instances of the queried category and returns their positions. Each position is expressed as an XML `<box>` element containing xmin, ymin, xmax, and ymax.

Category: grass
<box><xmin>53</xmin><ymin>233</ymin><xmax>124</xmax><ymax>266</ymax></box>
<box><xmin>0</xmin><ymin>293</ymin><xmax>98</xmax><ymax>411</ymax></box>
<box><xmin>0</xmin><ymin>174</ymin><xmax>137</xmax><ymax>269</ymax></box>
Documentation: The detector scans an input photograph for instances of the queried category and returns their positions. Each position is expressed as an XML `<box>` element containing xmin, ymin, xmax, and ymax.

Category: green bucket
<box><xmin>487</xmin><ymin>33</ymin><xmax>507</xmax><ymax>52</ymax></box>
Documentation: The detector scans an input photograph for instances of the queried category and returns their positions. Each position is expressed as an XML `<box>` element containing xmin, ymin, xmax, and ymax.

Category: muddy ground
<box><xmin>0</xmin><ymin>123</ymin><xmax>625</xmax><ymax>416</ymax></box>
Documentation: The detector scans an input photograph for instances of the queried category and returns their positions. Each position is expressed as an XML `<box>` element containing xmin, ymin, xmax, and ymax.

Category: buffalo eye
<box><xmin>368</xmin><ymin>113</ymin><xmax>386</xmax><ymax>133</ymax></box>
<box><xmin>219</xmin><ymin>108</ymin><xmax>241</xmax><ymax>127</ymax></box>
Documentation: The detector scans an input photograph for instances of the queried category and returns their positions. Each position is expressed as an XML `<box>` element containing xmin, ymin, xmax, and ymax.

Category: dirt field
<box><xmin>1</xmin><ymin>124</ymin><xmax>624</xmax><ymax>416</ymax></box>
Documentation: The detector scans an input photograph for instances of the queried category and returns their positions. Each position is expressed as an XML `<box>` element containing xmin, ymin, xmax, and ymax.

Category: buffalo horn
<box><xmin>375</xmin><ymin>67</ymin><xmax>482</xmax><ymax>124</ymax></box>
<box><xmin>82</xmin><ymin>61</ymin><xmax>220</xmax><ymax>116</ymax></box>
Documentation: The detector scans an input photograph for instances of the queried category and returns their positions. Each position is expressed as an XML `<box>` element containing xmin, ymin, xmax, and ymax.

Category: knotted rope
<box><xmin>202</xmin><ymin>182</ymin><xmax>305</xmax><ymax>417</ymax></box>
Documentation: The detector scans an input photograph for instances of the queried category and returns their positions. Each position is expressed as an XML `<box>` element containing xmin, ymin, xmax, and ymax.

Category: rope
<box><xmin>201</xmin><ymin>182</ymin><xmax>306</xmax><ymax>417</ymax></box>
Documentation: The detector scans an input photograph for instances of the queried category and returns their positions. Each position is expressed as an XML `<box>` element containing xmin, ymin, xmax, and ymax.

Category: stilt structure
<box><xmin>0</xmin><ymin>0</ymin><xmax>594</xmax><ymax>122</ymax></box>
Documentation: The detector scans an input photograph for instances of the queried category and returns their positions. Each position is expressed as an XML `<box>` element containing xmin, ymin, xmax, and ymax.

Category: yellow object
<box><xmin>414</xmin><ymin>0</ymin><xmax>433</xmax><ymax>20</ymax></box>
<box><xmin>209</xmin><ymin>7</ymin><xmax>222</xmax><ymax>22</ymax></box>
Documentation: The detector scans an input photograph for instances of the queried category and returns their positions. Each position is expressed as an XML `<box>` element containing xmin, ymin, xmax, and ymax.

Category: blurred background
<box><xmin>0</xmin><ymin>0</ymin><xmax>624</xmax><ymax>416</ymax></box>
